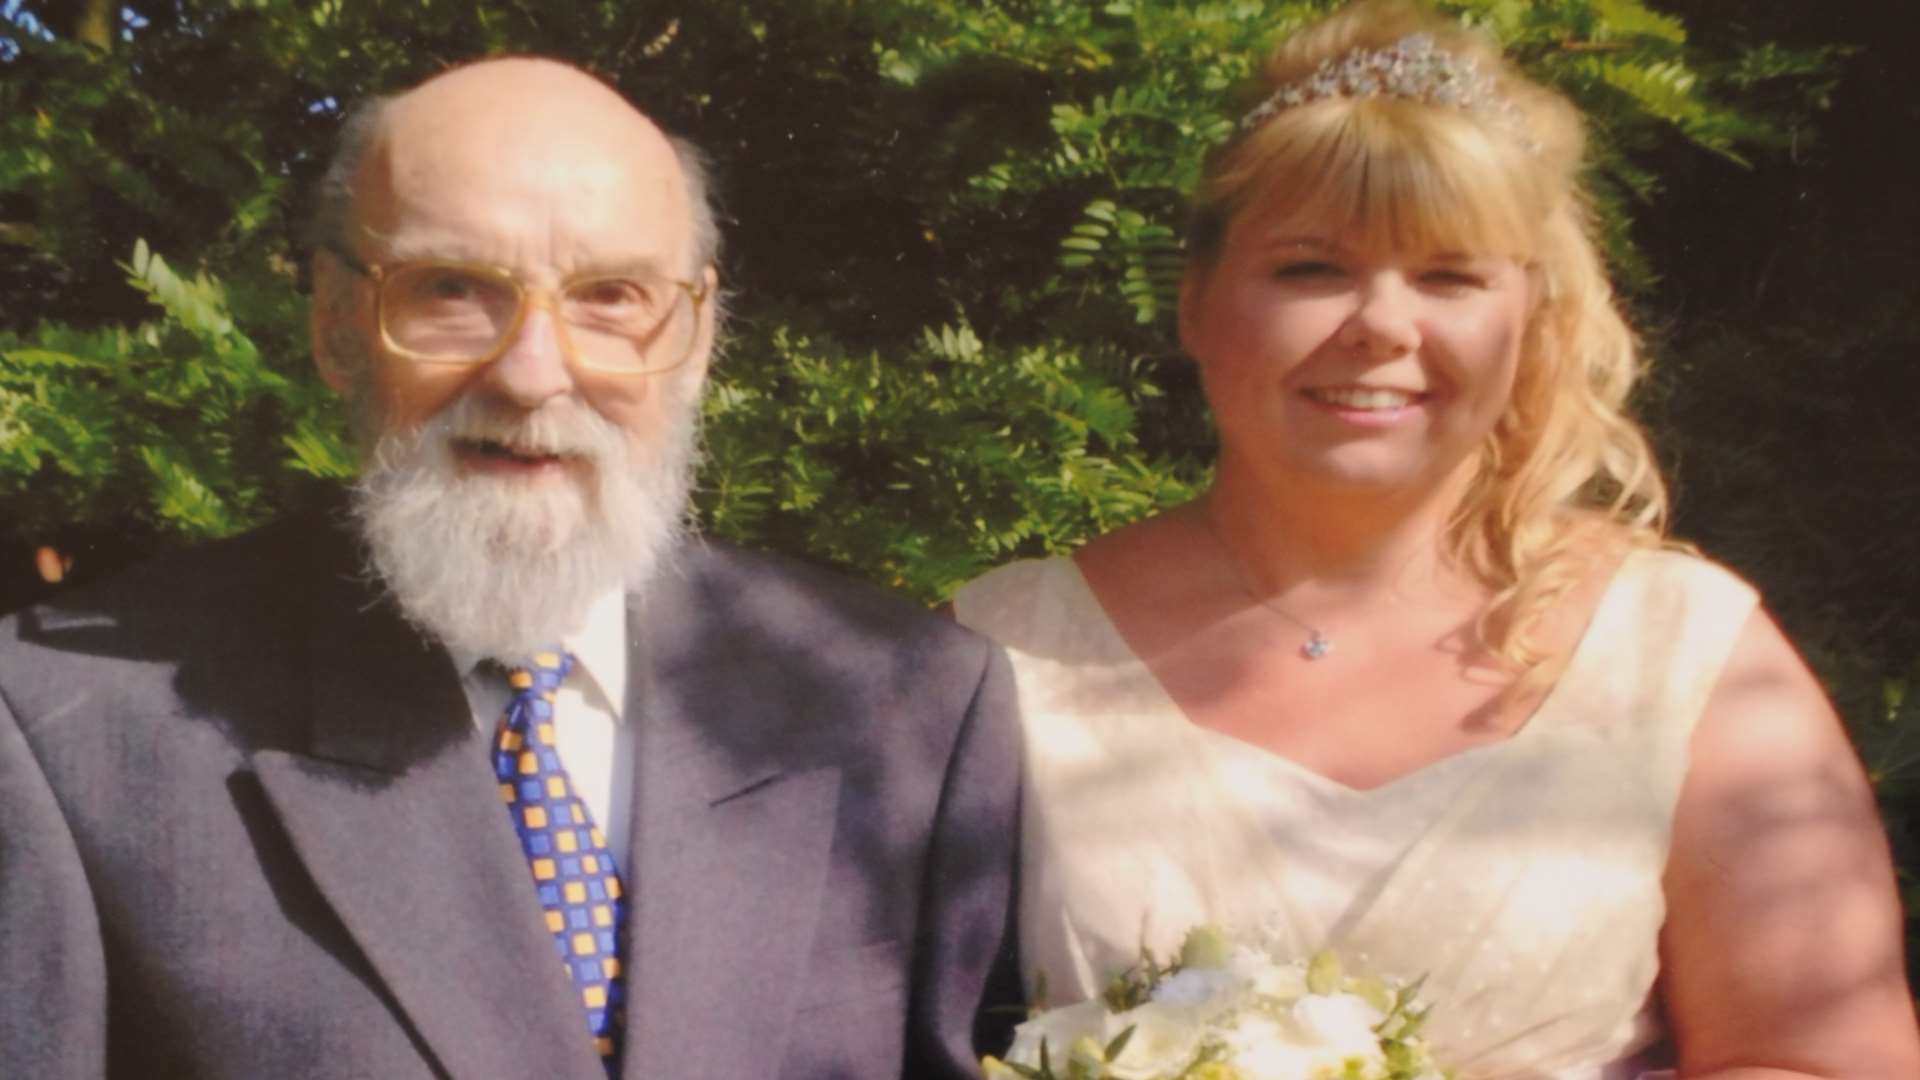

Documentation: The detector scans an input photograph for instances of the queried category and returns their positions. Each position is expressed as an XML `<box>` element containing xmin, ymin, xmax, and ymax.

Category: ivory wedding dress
<box><xmin>954</xmin><ymin>550</ymin><xmax>1756</xmax><ymax>1079</ymax></box>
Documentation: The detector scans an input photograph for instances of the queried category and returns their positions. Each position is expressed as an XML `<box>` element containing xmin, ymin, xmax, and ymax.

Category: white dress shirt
<box><xmin>451</xmin><ymin>589</ymin><xmax>635</xmax><ymax>862</ymax></box>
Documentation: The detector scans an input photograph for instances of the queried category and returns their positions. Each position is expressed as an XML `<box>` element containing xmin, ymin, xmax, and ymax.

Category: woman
<box><xmin>954</xmin><ymin>2</ymin><xmax>1920</xmax><ymax>1076</ymax></box>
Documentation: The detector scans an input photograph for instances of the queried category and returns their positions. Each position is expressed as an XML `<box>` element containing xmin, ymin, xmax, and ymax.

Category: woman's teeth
<box><xmin>1305</xmin><ymin>387</ymin><xmax>1417</xmax><ymax>410</ymax></box>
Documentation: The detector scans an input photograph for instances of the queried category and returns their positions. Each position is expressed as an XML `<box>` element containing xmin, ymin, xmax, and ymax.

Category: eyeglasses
<box><xmin>327</xmin><ymin>245</ymin><xmax>710</xmax><ymax>375</ymax></box>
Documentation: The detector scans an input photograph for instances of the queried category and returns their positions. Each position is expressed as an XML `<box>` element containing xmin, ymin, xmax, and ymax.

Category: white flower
<box><xmin>1103</xmin><ymin>1001</ymin><xmax>1210</xmax><ymax>1079</ymax></box>
<box><xmin>1000</xmin><ymin>932</ymin><xmax>1444</xmax><ymax>1080</ymax></box>
<box><xmin>1149</xmin><ymin>966</ymin><xmax>1246</xmax><ymax>1008</ymax></box>
<box><xmin>1221</xmin><ymin>1014</ymin><xmax>1332</xmax><ymax>1080</ymax></box>
<box><xmin>1003</xmin><ymin>998</ymin><xmax>1114</xmax><ymax>1065</ymax></box>
<box><xmin>1291</xmin><ymin>992</ymin><xmax>1387</xmax><ymax>1060</ymax></box>
<box><xmin>1213</xmin><ymin>992</ymin><xmax>1388</xmax><ymax>1080</ymax></box>
<box><xmin>1227</xmin><ymin>945</ymin><xmax>1309</xmax><ymax>1000</ymax></box>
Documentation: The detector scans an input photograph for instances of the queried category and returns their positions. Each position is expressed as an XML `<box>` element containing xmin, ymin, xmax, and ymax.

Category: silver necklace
<box><xmin>1201</xmin><ymin>511</ymin><xmax>1333</xmax><ymax>660</ymax></box>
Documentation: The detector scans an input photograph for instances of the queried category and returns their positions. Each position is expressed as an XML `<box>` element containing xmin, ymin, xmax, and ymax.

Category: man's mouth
<box><xmin>453</xmin><ymin>437</ymin><xmax>573</xmax><ymax>469</ymax></box>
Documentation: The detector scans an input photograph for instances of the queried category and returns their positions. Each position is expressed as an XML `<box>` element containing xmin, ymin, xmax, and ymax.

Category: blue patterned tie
<box><xmin>491</xmin><ymin>650</ymin><xmax>627</xmax><ymax>1074</ymax></box>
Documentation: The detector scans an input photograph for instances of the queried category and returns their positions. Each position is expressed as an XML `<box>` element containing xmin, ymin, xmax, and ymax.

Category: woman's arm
<box><xmin>1660</xmin><ymin>607</ymin><xmax>1920</xmax><ymax>1078</ymax></box>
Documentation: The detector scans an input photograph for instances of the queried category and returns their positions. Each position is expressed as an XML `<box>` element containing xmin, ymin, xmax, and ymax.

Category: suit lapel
<box><xmin>252</xmin><ymin>547</ymin><xmax>603</xmax><ymax>1080</ymax></box>
<box><xmin>619</xmin><ymin>551</ymin><xmax>842</xmax><ymax>1080</ymax></box>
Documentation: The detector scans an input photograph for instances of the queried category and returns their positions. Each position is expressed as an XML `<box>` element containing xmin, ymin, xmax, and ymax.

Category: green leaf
<box><xmin>1306</xmin><ymin>950</ymin><xmax>1343</xmax><ymax>995</ymax></box>
<box><xmin>1103</xmin><ymin>1023</ymin><xmax>1136</xmax><ymax>1063</ymax></box>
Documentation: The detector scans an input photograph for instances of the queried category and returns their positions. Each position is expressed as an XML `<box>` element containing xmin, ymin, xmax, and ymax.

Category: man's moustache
<box><xmin>424</xmin><ymin>398</ymin><xmax>617</xmax><ymax>465</ymax></box>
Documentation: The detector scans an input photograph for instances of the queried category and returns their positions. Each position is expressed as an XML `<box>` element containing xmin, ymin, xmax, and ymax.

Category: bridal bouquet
<box><xmin>983</xmin><ymin>927</ymin><xmax>1445</xmax><ymax>1080</ymax></box>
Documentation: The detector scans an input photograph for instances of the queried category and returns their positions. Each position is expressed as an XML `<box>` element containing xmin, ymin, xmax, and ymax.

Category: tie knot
<box><xmin>504</xmin><ymin>650</ymin><xmax>574</xmax><ymax>698</ymax></box>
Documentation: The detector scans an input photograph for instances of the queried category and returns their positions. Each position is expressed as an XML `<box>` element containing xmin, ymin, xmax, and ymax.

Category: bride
<box><xmin>954</xmin><ymin>2</ymin><xmax>1920</xmax><ymax>1076</ymax></box>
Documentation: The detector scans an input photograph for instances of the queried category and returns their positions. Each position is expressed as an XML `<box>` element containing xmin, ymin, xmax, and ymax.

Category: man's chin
<box><xmin>354</xmin><ymin>484</ymin><xmax>605</xmax><ymax>660</ymax></box>
<box><xmin>376</xmin><ymin>539</ymin><xmax>621</xmax><ymax>663</ymax></box>
<box><xmin>461</xmin><ymin>485</ymin><xmax>595</xmax><ymax>558</ymax></box>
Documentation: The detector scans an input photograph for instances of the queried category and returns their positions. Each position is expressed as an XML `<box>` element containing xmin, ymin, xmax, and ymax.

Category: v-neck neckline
<box><xmin>1056</xmin><ymin>551</ymin><xmax>1641</xmax><ymax>796</ymax></box>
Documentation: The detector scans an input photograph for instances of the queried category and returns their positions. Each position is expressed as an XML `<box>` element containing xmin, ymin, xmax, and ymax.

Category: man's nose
<box><xmin>483</xmin><ymin>303</ymin><xmax>576</xmax><ymax>407</ymax></box>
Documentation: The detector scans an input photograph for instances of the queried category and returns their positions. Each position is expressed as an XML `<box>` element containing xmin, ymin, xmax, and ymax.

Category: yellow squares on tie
<box><xmin>557</xmin><ymin>830</ymin><xmax>578</xmax><ymax>853</ymax></box>
<box><xmin>593</xmin><ymin>905</ymin><xmax>613</xmax><ymax>928</ymax></box>
<box><xmin>564</xmin><ymin>881</ymin><xmax>587</xmax><ymax>904</ymax></box>
<box><xmin>537</xmin><ymin>722</ymin><xmax>555</xmax><ymax>744</ymax></box>
<box><xmin>605</xmin><ymin>877</ymin><xmax>622</xmax><ymax>900</ymax></box>
<box><xmin>509</xmin><ymin>671</ymin><xmax>534</xmax><ymax>690</ymax></box>
<box><xmin>583</xmin><ymin>985</ymin><xmax>607</xmax><ymax>1008</ymax></box>
<box><xmin>498</xmin><ymin>783</ymin><xmax>515</xmax><ymax>803</ymax></box>
<box><xmin>523</xmin><ymin>805</ymin><xmax>548</xmax><ymax>829</ymax></box>
<box><xmin>532</xmin><ymin>858</ymin><xmax>556</xmax><ymax>881</ymax></box>
<box><xmin>546</xmin><ymin>910</ymin><xmax>565</xmax><ymax>933</ymax></box>
<box><xmin>582</xmin><ymin>855</ymin><xmax>599</xmax><ymax>874</ymax></box>
<box><xmin>518</xmin><ymin>751</ymin><xmax>539</xmax><ymax>776</ymax></box>
<box><xmin>572</xmin><ymin>932</ymin><xmax>596</xmax><ymax>956</ymax></box>
<box><xmin>546</xmin><ymin>776</ymin><xmax>568</xmax><ymax>799</ymax></box>
<box><xmin>602</xmin><ymin>957</ymin><xmax>621</xmax><ymax>979</ymax></box>
<box><xmin>595</xmin><ymin>1037</ymin><xmax>615</xmax><ymax>1057</ymax></box>
<box><xmin>533</xmin><ymin>651</ymin><xmax>560</xmax><ymax>668</ymax></box>
<box><xmin>500</xmin><ymin>729</ymin><xmax>524</xmax><ymax>752</ymax></box>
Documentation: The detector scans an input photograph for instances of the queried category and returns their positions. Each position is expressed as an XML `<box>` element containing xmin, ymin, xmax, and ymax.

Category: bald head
<box><xmin>313</xmin><ymin>57</ymin><xmax>719</xmax><ymax>274</ymax></box>
<box><xmin>398</xmin><ymin>55</ymin><xmax>637</xmax><ymax>124</ymax></box>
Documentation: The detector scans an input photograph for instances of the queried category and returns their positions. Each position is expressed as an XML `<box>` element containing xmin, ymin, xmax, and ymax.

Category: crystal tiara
<box><xmin>1238</xmin><ymin>32</ymin><xmax>1534</xmax><ymax>149</ymax></box>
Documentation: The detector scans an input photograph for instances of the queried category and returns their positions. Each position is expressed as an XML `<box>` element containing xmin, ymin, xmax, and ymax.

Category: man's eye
<box><xmin>574</xmin><ymin>278</ymin><xmax>672</xmax><ymax>312</ymax></box>
<box><xmin>576</xmin><ymin>280</ymin><xmax>646</xmax><ymax>307</ymax></box>
<box><xmin>416</xmin><ymin>272</ymin><xmax>483</xmax><ymax>302</ymax></box>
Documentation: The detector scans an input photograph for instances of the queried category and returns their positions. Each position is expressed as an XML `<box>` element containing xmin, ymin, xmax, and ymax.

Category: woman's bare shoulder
<box><xmin>1659</xmin><ymin>606</ymin><xmax>1920</xmax><ymax>1075</ymax></box>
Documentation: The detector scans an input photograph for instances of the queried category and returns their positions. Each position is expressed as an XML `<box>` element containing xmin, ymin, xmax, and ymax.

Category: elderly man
<box><xmin>0</xmin><ymin>59</ymin><xmax>1020</xmax><ymax>1079</ymax></box>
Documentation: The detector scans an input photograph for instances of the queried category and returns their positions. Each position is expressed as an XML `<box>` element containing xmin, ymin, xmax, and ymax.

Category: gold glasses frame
<box><xmin>326</xmin><ymin>243</ymin><xmax>711</xmax><ymax>375</ymax></box>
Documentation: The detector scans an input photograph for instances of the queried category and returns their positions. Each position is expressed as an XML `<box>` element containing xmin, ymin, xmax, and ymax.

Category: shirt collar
<box><xmin>448</xmin><ymin>586</ymin><xmax>629</xmax><ymax>721</ymax></box>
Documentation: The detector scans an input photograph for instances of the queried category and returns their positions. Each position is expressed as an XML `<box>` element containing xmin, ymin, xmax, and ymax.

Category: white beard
<box><xmin>349</xmin><ymin>388</ymin><xmax>699</xmax><ymax>663</ymax></box>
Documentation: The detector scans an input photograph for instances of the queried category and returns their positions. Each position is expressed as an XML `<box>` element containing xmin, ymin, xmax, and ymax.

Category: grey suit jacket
<box><xmin>0</xmin><ymin>511</ymin><xmax>1022</xmax><ymax>1079</ymax></box>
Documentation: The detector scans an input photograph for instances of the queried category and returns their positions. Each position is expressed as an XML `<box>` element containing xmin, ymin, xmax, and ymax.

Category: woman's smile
<box><xmin>1298</xmin><ymin>384</ymin><xmax>1432</xmax><ymax>425</ymax></box>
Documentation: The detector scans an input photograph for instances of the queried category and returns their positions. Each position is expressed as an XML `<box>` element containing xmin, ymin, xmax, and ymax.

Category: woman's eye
<box><xmin>1273</xmin><ymin>260</ymin><xmax>1341</xmax><ymax>280</ymax></box>
<box><xmin>1421</xmin><ymin>268</ymin><xmax>1487</xmax><ymax>289</ymax></box>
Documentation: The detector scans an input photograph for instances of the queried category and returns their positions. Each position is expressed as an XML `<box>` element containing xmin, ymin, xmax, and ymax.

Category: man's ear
<box><xmin>309</xmin><ymin>251</ymin><xmax>357</xmax><ymax>395</ymax></box>
<box><xmin>686</xmin><ymin>264</ymin><xmax>721</xmax><ymax>378</ymax></box>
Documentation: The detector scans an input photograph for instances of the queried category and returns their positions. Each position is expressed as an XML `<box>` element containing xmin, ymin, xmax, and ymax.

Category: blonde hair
<box><xmin>1191</xmin><ymin>0</ymin><xmax>1669</xmax><ymax>679</ymax></box>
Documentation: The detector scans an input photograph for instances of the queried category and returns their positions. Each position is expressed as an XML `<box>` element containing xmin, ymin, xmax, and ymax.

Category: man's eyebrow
<box><xmin>360</xmin><ymin>239</ymin><xmax>685</xmax><ymax>280</ymax></box>
<box><xmin>568</xmin><ymin>255</ymin><xmax>679</xmax><ymax>279</ymax></box>
<box><xmin>372</xmin><ymin>234</ymin><xmax>490</xmax><ymax>263</ymax></box>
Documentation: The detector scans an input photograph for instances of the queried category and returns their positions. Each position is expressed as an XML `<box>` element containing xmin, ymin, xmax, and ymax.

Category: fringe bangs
<box><xmin>1209</xmin><ymin>98</ymin><xmax>1545</xmax><ymax>260</ymax></box>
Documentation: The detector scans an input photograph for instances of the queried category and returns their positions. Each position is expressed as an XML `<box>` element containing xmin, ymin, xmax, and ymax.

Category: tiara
<box><xmin>1239</xmin><ymin>32</ymin><xmax>1533</xmax><ymax>148</ymax></box>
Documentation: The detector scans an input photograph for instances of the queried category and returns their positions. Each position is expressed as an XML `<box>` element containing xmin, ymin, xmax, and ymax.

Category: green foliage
<box><xmin>0</xmin><ymin>240</ymin><xmax>349</xmax><ymax>540</ymax></box>
<box><xmin>704</xmin><ymin>311</ymin><xmax>1198</xmax><ymax>599</ymax></box>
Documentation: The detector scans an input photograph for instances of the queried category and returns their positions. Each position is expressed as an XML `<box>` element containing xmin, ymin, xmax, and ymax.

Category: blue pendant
<box><xmin>1300</xmin><ymin>632</ymin><xmax>1332</xmax><ymax>660</ymax></box>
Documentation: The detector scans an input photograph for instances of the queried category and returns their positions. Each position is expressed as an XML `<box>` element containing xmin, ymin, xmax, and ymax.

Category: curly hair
<box><xmin>1188</xmin><ymin>0</ymin><xmax>1669</xmax><ymax>679</ymax></box>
